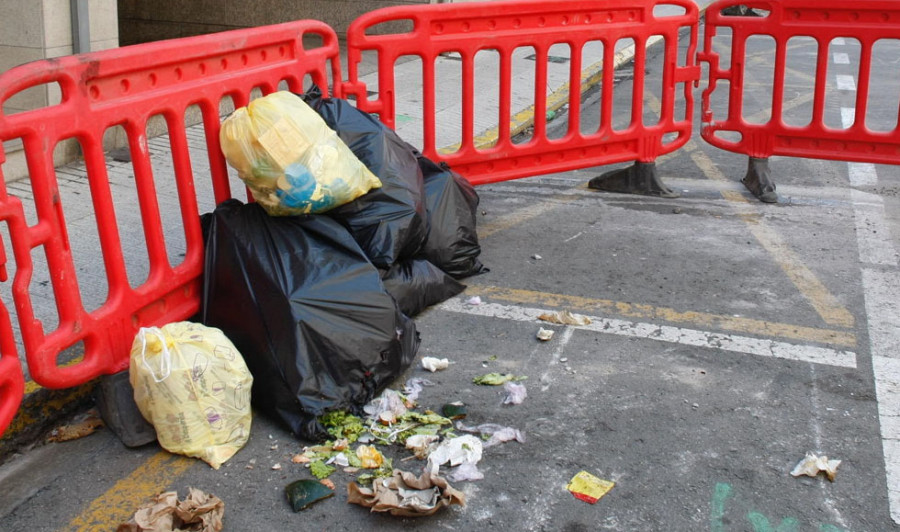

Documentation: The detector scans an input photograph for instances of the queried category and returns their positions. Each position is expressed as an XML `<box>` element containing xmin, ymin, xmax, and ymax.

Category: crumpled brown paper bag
<box><xmin>117</xmin><ymin>487</ymin><xmax>224</xmax><ymax>532</ymax></box>
<box><xmin>347</xmin><ymin>469</ymin><xmax>465</xmax><ymax>517</ymax></box>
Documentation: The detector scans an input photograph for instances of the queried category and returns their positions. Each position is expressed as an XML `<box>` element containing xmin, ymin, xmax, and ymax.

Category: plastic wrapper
<box><xmin>219</xmin><ymin>91</ymin><xmax>381</xmax><ymax>216</ymax></box>
<box><xmin>129</xmin><ymin>322</ymin><xmax>252</xmax><ymax>469</ymax></box>
<box><xmin>303</xmin><ymin>88</ymin><xmax>428</xmax><ymax>268</ymax></box>
<box><xmin>416</xmin><ymin>152</ymin><xmax>487</xmax><ymax>278</ymax></box>
<box><xmin>381</xmin><ymin>259</ymin><xmax>465</xmax><ymax>317</ymax></box>
<box><xmin>200</xmin><ymin>200</ymin><xmax>419</xmax><ymax>440</ymax></box>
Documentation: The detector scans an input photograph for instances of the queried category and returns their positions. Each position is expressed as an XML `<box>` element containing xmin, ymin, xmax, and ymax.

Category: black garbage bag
<box><xmin>201</xmin><ymin>199</ymin><xmax>419</xmax><ymax>440</ymax></box>
<box><xmin>301</xmin><ymin>88</ymin><xmax>427</xmax><ymax>269</ymax></box>
<box><xmin>416</xmin><ymin>153</ymin><xmax>488</xmax><ymax>279</ymax></box>
<box><xmin>381</xmin><ymin>259</ymin><xmax>466</xmax><ymax>317</ymax></box>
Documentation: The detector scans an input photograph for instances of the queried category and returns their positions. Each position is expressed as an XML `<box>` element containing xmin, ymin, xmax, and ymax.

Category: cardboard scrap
<box><xmin>566</xmin><ymin>471</ymin><xmax>615</xmax><ymax>504</ymax></box>
<box><xmin>47</xmin><ymin>410</ymin><xmax>104</xmax><ymax>442</ymax></box>
<box><xmin>538</xmin><ymin>311</ymin><xmax>591</xmax><ymax>326</ymax></box>
<box><xmin>790</xmin><ymin>452</ymin><xmax>841</xmax><ymax>481</ymax></box>
<box><xmin>347</xmin><ymin>470</ymin><xmax>466</xmax><ymax>517</ymax></box>
<box><xmin>117</xmin><ymin>488</ymin><xmax>224</xmax><ymax>532</ymax></box>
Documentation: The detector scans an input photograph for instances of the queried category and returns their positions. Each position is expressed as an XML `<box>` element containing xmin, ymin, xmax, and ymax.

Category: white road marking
<box><xmin>540</xmin><ymin>327</ymin><xmax>574</xmax><ymax>392</ymax></box>
<box><xmin>438</xmin><ymin>299</ymin><xmax>857</xmax><ymax>368</ymax></box>
<box><xmin>836</xmin><ymin>74</ymin><xmax>857</xmax><ymax>91</ymax></box>
<box><xmin>833</xmin><ymin>52</ymin><xmax>851</xmax><ymax>65</ymax></box>
<box><xmin>849</xmin><ymin>163</ymin><xmax>878</xmax><ymax>187</ymax></box>
<box><xmin>841</xmin><ymin>107</ymin><xmax>855</xmax><ymax>129</ymax></box>
<box><xmin>852</xmin><ymin>190</ymin><xmax>899</xmax><ymax>267</ymax></box>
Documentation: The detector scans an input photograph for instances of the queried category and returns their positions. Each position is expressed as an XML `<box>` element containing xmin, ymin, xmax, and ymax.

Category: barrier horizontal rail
<box><xmin>345</xmin><ymin>0</ymin><xmax>701</xmax><ymax>186</ymax></box>
<box><xmin>0</xmin><ymin>20</ymin><xmax>342</xmax><ymax>434</ymax></box>
<box><xmin>699</xmin><ymin>0</ymin><xmax>900</xmax><ymax>200</ymax></box>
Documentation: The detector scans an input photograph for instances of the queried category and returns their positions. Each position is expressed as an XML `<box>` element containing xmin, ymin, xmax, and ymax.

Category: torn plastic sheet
<box><xmin>538</xmin><ymin>310</ymin><xmax>592</xmax><ymax>326</ymax></box>
<box><xmin>791</xmin><ymin>452</ymin><xmax>841</xmax><ymax>481</ymax></box>
<box><xmin>426</xmin><ymin>435</ymin><xmax>483</xmax><ymax>474</ymax></box>
<box><xmin>502</xmin><ymin>382</ymin><xmax>527</xmax><ymax>405</ymax></box>
<box><xmin>422</xmin><ymin>357</ymin><xmax>450</xmax><ymax>372</ymax></box>
<box><xmin>455</xmin><ymin>422</ymin><xmax>526</xmax><ymax>448</ymax></box>
<box><xmin>363</xmin><ymin>389</ymin><xmax>409</xmax><ymax>424</ymax></box>
<box><xmin>347</xmin><ymin>470</ymin><xmax>466</xmax><ymax>517</ymax></box>
<box><xmin>444</xmin><ymin>462</ymin><xmax>484</xmax><ymax>483</ymax></box>
<box><xmin>403</xmin><ymin>378</ymin><xmax>435</xmax><ymax>402</ymax></box>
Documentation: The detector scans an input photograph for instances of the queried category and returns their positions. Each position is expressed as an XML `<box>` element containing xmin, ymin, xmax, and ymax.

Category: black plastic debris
<box><xmin>381</xmin><ymin>259</ymin><xmax>465</xmax><ymax>317</ymax></box>
<box><xmin>201</xmin><ymin>200</ymin><xmax>419</xmax><ymax>440</ymax></box>
<box><xmin>302</xmin><ymin>88</ymin><xmax>428</xmax><ymax>269</ymax></box>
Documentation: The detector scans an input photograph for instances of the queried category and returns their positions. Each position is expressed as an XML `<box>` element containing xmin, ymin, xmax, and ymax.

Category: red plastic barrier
<box><xmin>0</xmin><ymin>20</ymin><xmax>342</xmax><ymax>409</ymax></box>
<box><xmin>345</xmin><ymin>0</ymin><xmax>700</xmax><ymax>185</ymax></box>
<box><xmin>700</xmin><ymin>0</ymin><xmax>900</xmax><ymax>163</ymax></box>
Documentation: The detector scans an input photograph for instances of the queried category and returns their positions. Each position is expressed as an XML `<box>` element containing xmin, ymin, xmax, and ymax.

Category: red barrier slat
<box><xmin>700</xmin><ymin>0</ymin><xmax>900</xmax><ymax>163</ymax></box>
<box><xmin>0</xmin><ymin>20</ymin><xmax>342</xmax><ymax>413</ymax></box>
<box><xmin>345</xmin><ymin>0</ymin><xmax>700</xmax><ymax>185</ymax></box>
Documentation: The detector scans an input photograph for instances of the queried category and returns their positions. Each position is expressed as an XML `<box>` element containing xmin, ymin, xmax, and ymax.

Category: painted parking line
<box><xmin>465</xmin><ymin>285</ymin><xmax>856</xmax><ymax>349</ymax></box>
<box><xmin>65</xmin><ymin>451</ymin><xmax>194</xmax><ymax>531</ymax></box>
<box><xmin>688</xmin><ymin>146</ymin><xmax>856</xmax><ymax>329</ymax></box>
<box><xmin>439</xmin><ymin>298</ymin><xmax>857</xmax><ymax>369</ymax></box>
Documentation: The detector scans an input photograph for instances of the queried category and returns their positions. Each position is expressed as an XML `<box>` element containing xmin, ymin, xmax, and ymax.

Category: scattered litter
<box><xmin>405</xmin><ymin>434</ymin><xmax>440</xmax><ymax>459</ymax></box>
<box><xmin>566</xmin><ymin>471</ymin><xmax>615</xmax><ymax>504</ymax></box>
<box><xmin>466</xmin><ymin>296</ymin><xmax>483</xmax><ymax>305</ymax></box>
<box><xmin>403</xmin><ymin>378</ymin><xmax>435</xmax><ymax>402</ymax></box>
<box><xmin>502</xmin><ymin>382</ymin><xmax>527</xmax><ymax>405</ymax></box>
<box><xmin>445</xmin><ymin>462</ymin><xmax>484</xmax><ymax>482</ymax></box>
<box><xmin>291</xmin><ymin>454</ymin><xmax>308</xmax><ymax>464</ymax></box>
<box><xmin>422</xmin><ymin>357</ymin><xmax>450</xmax><ymax>372</ymax></box>
<box><xmin>791</xmin><ymin>452</ymin><xmax>841</xmax><ymax>481</ymax></box>
<box><xmin>271</xmin><ymin>463</ymin><xmax>282</xmax><ymax>471</ymax></box>
<box><xmin>327</xmin><ymin>453</ymin><xmax>350</xmax><ymax>467</ymax></box>
<box><xmin>320</xmin><ymin>478</ymin><xmax>335</xmax><ymax>490</ymax></box>
<box><xmin>536</xmin><ymin>328</ymin><xmax>554</xmax><ymax>341</ymax></box>
<box><xmin>284</xmin><ymin>479</ymin><xmax>335</xmax><ymax>512</ymax></box>
<box><xmin>363</xmin><ymin>389</ymin><xmax>409</xmax><ymax>422</ymax></box>
<box><xmin>427</xmin><ymin>435</ymin><xmax>483</xmax><ymax>474</ymax></box>
<box><xmin>455</xmin><ymin>422</ymin><xmax>526</xmax><ymax>448</ymax></box>
<box><xmin>333</xmin><ymin>438</ymin><xmax>349</xmax><ymax>451</ymax></box>
<box><xmin>441</xmin><ymin>402</ymin><xmax>467</xmax><ymax>420</ymax></box>
<box><xmin>347</xmin><ymin>470</ymin><xmax>465</xmax><ymax>517</ymax></box>
<box><xmin>117</xmin><ymin>487</ymin><xmax>224</xmax><ymax>532</ymax></box>
<box><xmin>310</xmin><ymin>461</ymin><xmax>336</xmax><ymax>479</ymax></box>
<box><xmin>473</xmin><ymin>373</ymin><xmax>528</xmax><ymax>386</ymax></box>
<box><xmin>47</xmin><ymin>409</ymin><xmax>104</xmax><ymax>442</ymax></box>
<box><xmin>538</xmin><ymin>310</ymin><xmax>592</xmax><ymax>326</ymax></box>
<box><xmin>245</xmin><ymin>458</ymin><xmax>256</xmax><ymax>470</ymax></box>
<box><xmin>532</xmin><ymin>254</ymin><xmax>542</xmax><ymax>260</ymax></box>
<box><xmin>559</xmin><ymin>357</ymin><xmax>568</xmax><ymax>363</ymax></box>
<box><xmin>270</xmin><ymin>444</ymin><xmax>278</xmax><ymax>450</ymax></box>
<box><xmin>357</xmin><ymin>445</ymin><xmax>386</xmax><ymax>469</ymax></box>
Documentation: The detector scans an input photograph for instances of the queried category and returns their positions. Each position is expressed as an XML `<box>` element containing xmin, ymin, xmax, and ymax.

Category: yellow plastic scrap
<box><xmin>566</xmin><ymin>471</ymin><xmax>615</xmax><ymax>504</ymax></box>
<box><xmin>357</xmin><ymin>445</ymin><xmax>385</xmax><ymax>469</ymax></box>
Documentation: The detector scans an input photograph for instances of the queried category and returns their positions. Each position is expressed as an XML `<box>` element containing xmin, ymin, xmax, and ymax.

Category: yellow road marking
<box><xmin>466</xmin><ymin>285</ymin><xmax>856</xmax><ymax>348</ymax></box>
<box><xmin>686</xmin><ymin>147</ymin><xmax>855</xmax><ymax>328</ymax></box>
<box><xmin>63</xmin><ymin>451</ymin><xmax>194</xmax><ymax>532</ymax></box>
<box><xmin>479</xmin><ymin>200</ymin><xmax>566</xmax><ymax>239</ymax></box>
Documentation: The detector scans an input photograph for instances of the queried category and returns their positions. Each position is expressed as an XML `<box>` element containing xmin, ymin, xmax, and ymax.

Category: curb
<box><xmin>0</xmin><ymin>380</ymin><xmax>97</xmax><ymax>462</ymax></box>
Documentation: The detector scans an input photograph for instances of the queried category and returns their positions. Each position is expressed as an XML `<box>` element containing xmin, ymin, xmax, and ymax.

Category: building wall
<box><xmin>1</xmin><ymin>0</ymin><xmax>119</xmax><ymax>181</ymax></box>
<box><xmin>117</xmin><ymin>0</ymin><xmax>439</xmax><ymax>47</ymax></box>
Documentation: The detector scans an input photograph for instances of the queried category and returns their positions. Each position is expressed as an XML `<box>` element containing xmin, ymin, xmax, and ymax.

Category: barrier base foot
<box><xmin>742</xmin><ymin>157</ymin><xmax>778</xmax><ymax>203</ymax></box>
<box><xmin>588</xmin><ymin>161</ymin><xmax>680</xmax><ymax>198</ymax></box>
<box><xmin>95</xmin><ymin>370</ymin><xmax>157</xmax><ymax>448</ymax></box>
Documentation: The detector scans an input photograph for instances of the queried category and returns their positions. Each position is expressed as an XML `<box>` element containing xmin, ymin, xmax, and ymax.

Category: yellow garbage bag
<box><xmin>219</xmin><ymin>91</ymin><xmax>382</xmax><ymax>215</ymax></box>
<box><xmin>129</xmin><ymin>322</ymin><xmax>253</xmax><ymax>469</ymax></box>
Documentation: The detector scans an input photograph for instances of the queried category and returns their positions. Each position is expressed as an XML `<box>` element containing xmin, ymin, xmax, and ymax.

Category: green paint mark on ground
<box><xmin>711</xmin><ymin>483</ymin><xmax>733</xmax><ymax>532</ymax></box>
<box><xmin>748</xmin><ymin>511</ymin><xmax>799</xmax><ymax>532</ymax></box>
